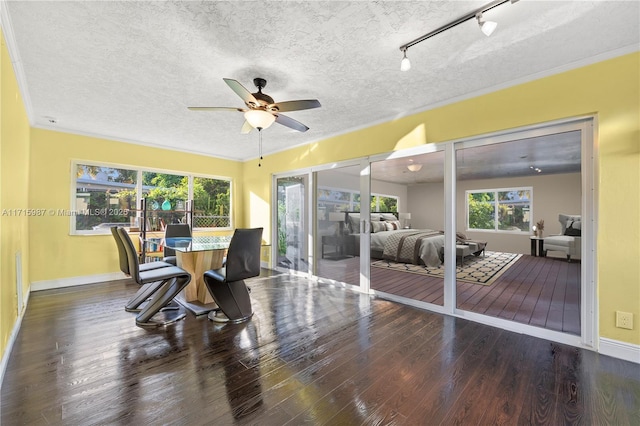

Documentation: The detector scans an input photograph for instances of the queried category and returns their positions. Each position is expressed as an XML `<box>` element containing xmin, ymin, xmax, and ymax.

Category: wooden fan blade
<box><xmin>187</xmin><ymin>107</ymin><xmax>245</xmax><ymax>112</ymax></box>
<box><xmin>223</xmin><ymin>78</ymin><xmax>259</xmax><ymax>106</ymax></box>
<box><xmin>269</xmin><ymin>99</ymin><xmax>321</xmax><ymax>112</ymax></box>
<box><xmin>240</xmin><ymin>121</ymin><xmax>253</xmax><ymax>134</ymax></box>
<box><xmin>275</xmin><ymin>114</ymin><xmax>309</xmax><ymax>132</ymax></box>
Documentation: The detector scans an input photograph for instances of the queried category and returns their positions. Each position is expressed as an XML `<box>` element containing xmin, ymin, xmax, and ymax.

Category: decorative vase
<box><xmin>161</xmin><ymin>199</ymin><xmax>172</xmax><ymax>211</ymax></box>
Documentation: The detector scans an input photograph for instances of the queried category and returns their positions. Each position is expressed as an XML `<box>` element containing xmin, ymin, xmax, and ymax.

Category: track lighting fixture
<box><xmin>400</xmin><ymin>48</ymin><xmax>411</xmax><ymax>72</ymax></box>
<box><xmin>399</xmin><ymin>0</ymin><xmax>519</xmax><ymax>69</ymax></box>
<box><xmin>476</xmin><ymin>12</ymin><xmax>497</xmax><ymax>36</ymax></box>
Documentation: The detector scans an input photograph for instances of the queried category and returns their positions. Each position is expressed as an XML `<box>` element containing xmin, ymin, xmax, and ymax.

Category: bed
<box><xmin>345</xmin><ymin>212</ymin><xmax>445</xmax><ymax>268</ymax></box>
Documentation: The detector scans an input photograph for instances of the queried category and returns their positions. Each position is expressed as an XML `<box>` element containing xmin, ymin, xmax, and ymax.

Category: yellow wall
<box><xmin>1</xmin><ymin>33</ymin><xmax>31</xmax><ymax>361</ymax></box>
<box><xmin>28</xmin><ymin>129</ymin><xmax>243</xmax><ymax>282</ymax></box>
<box><xmin>245</xmin><ymin>52</ymin><xmax>640</xmax><ymax>345</ymax></box>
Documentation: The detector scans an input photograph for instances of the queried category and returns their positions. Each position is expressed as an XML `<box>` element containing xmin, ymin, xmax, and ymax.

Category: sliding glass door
<box><xmin>272</xmin><ymin>117</ymin><xmax>595</xmax><ymax>347</ymax></box>
<box><xmin>454</xmin><ymin>130</ymin><xmax>584</xmax><ymax>336</ymax></box>
<box><xmin>275</xmin><ymin>175</ymin><xmax>309</xmax><ymax>274</ymax></box>
<box><xmin>369</xmin><ymin>150</ymin><xmax>446</xmax><ymax>307</ymax></box>
<box><xmin>314</xmin><ymin>164</ymin><xmax>362</xmax><ymax>286</ymax></box>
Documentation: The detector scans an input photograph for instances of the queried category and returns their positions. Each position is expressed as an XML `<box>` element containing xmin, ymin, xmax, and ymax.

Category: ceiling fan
<box><xmin>188</xmin><ymin>77</ymin><xmax>321</xmax><ymax>133</ymax></box>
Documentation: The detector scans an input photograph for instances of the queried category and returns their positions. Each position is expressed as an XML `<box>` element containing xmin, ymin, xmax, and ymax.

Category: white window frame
<box><xmin>317</xmin><ymin>185</ymin><xmax>398</xmax><ymax>213</ymax></box>
<box><xmin>466</xmin><ymin>186</ymin><xmax>533</xmax><ymax>234</ymax></box>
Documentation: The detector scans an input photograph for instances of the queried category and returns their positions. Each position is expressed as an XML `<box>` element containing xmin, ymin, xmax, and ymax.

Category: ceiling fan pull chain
<box><xmin>258</xmin><ymin>128</ymin><xmax>263</xmax><ymax>167</ymax></box>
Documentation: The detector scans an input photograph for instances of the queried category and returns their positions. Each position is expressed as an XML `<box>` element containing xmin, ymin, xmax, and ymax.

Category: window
<box><xmin>74</xmin><ymin>164</ymin><xmax>138</xmax><ymax>232</ymax></box>
<box><xmin>370</xmin><ymin>195</ymin><xmax>398</xmax><ymax>212</ymax></box>
<box><xmin>466</xmin><ymin>187</ymin><xmax>532</xmax><ymax>233</ymax></box>
<box><xmin>317</xmin><ymin>186</ymin><xmax>397</xmax><ymax>218</ymax></box>
<box><xmin>72</xmin><ymin>162</ymin><xmax>231</xmax><ymax>234</ymax></box>
<box><xmin>193</xmin><ymin>176</ymin><xmax>231</xmax><ymax>228</ymax></box>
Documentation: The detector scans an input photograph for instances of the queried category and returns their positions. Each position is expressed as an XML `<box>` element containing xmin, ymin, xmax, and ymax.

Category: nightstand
<box><xmin>530</xmin><ymin>236</ymin><xmax>545</xmax><ymax>257</ymax></box>
<box><xmin>321</xmin><ymin>235</ymin><xmax>354</xmax><ymax>259</ymax></box>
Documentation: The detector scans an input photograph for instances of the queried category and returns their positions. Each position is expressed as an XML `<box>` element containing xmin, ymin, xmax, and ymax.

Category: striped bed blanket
<box><xmin>382</xmin><ymin>229</ymin><xmax>444</xmax><ymax>267</ymax></box>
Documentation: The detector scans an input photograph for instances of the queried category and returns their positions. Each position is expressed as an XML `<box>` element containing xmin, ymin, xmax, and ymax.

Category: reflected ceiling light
<box><xmin>476</xmin><ymin>12</ymin><xmax>497</xmax><ymax>36</ymax></box>
<box><xmin>398</xmin><ymin>0</ymin><xmax>518</xmax><ymax>68</ymax></box>
<box><xmin>400</xmin><ymin>48</ymin><xmax>411</xmax><ymax>72</ymax></box>
<box><xmin>407</xmin><ymin>164</ymin><xmax>422</xmax><ymax>172</ymax></box>
<box><xmin>244</xmin><ymin>109</ymin><xmax>275</xmax><ymax>130</ymax></box>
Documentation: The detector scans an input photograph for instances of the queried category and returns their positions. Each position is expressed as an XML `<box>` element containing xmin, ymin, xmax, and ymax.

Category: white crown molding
<box><xmin>0</xmin><ymin>0</ymin><xmax>35</xmax><ymax>127</ymax></box>
<box><xmin>256</xmin><ymin>45</ymin><xmax>640</xmax><ymax>165</ymax></box>
<box><xmin>31</xmin><ymin>124</ymin><xmax>245</xmax><ymax>162</ymax></box>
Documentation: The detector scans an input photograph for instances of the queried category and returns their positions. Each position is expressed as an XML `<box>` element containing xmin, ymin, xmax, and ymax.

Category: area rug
<box><xmin>371</xmin><ymin>251</ymin><xmax>522</xmax><ymax>286</ymax></box>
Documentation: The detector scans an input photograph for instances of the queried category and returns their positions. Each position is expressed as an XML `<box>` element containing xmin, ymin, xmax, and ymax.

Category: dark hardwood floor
<box><xmin>2</xmin><ymin>273</ymin><xmax>638</xmax><ymax>425</ymax></box>
<box><xmin>317</xmin><ymin>254</ymin><xmax>581</xmax><ymax>334</ymax></box>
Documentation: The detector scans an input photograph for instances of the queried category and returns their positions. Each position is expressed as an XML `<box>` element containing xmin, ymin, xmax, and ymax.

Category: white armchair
<box><xmin>544</xmin><ymin>214</ymin><xmax>581</xmax><ymax>262</ymax></box>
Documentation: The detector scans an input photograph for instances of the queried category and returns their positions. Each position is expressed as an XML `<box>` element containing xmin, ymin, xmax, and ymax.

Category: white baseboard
<box><xmin>0</xmin><ymin>290</ymin><xmax>30</xmax><ymax>387</ymax></box>
<box><xmin>599</xmin><ymin>338</ymin><xmax>640</xmax><ymax>364</ymax></box>
<box><xmin>31</xmin><ymin>272</ymin><xmax>127</xmax><ymax>291</ymax></box>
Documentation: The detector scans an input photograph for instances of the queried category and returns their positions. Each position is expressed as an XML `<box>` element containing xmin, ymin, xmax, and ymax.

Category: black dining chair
<box><xmin>117</xmin><ymin>227</ymin><xmax>192</xmax><ymax>327</ymax></box>
<box><xmin>203</xmin><ymin>228</ymin><xmax>263</xmax><ymax>324</ymax></box>
<box><xmin>162</xmin><ymin>223</ymin><xmax>192</xmax><ymax>266</ymax></box>
<box><xmin>111</xmin><ymin>226</ymin><xmax>174</xmax><ymax>312</ymax></box>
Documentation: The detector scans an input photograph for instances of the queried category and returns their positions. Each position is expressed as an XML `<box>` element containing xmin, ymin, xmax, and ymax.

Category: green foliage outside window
<box><xmin>74</xmin><ymin>163</ymin><xmax>231</xmax><ymax>232</ymax></box>
<box><xmin>371</xmin><ymin>195</ymin><xmax>398</xmax><ymax>212</ymax></box>
<box><xmin>467</xmin><ymin>189</ymin><xmax>531</xmax><ymax>232</ymax></box>
<box><xmin>468</xmin><ymin>192</ymin><xmax>495</xmax><ymax>230</ymax></box>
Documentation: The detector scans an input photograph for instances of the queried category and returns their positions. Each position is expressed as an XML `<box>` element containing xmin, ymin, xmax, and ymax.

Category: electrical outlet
<box><xmin>615</xmin><ymin>311</ymin><xmax>633</xmax><ymax>330</ymax></box>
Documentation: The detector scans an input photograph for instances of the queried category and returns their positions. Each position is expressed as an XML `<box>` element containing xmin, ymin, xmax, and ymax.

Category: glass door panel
<box><xmin>314</xmin><ymin>165</ymin><xmax>361</xmax><ymax>286</ymax></box>
<box><xmin>276</xmin><ymin>175</ymin><xmax>309</xmax><ymax>274</ymax></box>
<box><xmin>369</xmin><ymin>151</ymin><xmax>445</xmax><ymax>307</ymax></box>
<box><xmin>455</xmin><ymin>132</ymin><xmax>582</xmax><ymax>335</ymax></box>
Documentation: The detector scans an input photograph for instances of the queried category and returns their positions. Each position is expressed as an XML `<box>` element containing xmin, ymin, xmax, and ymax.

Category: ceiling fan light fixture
<box><xmin>400</xmin><ymin>48</ymin><xmax>411</xmax><ymax>72</ymax></box>
<box><xmin>244</xmin><ymin>109</ymin><xmax>275</xmax><ymax>130</ymax></box>
<box><xmin>407</xmin><ymin>164</ymin><xmax>422</xmax><ymax>172</ymax></box>
<box><xmin>476</xmin><ymin>12</ymin><xmax>497</xmax><ymax>36</ymax></box>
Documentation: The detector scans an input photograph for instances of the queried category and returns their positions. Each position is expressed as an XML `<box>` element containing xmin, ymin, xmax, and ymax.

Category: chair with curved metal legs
<box><xmin>203</xmin><ymin>228</ymin><xmax>262</xmax><ymax>324</ymax></box>
<box><xmin>111</xmin><ymin>226</ymin><xmax>175</xmax><ymax>312</ymax></box>
<box><xmin>117</xmin><ymin>227</ymin><xmax>192</xmax><ymax>327</ymax></box>
<box><xmin>162</xmin><ymin>223</ymin><xmax>192</xmax><ymax>266</ymax></box>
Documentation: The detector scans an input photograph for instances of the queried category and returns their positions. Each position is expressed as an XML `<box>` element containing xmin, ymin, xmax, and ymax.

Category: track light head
<box><xmin>476</xmin><ymin>12</ymin><xmax>497</xmax><ymax>36</ymax></box>
<box><xmin>400</xmin><ymin>48</ymin><xmax>411</xmax><ymax>72</ymax></box>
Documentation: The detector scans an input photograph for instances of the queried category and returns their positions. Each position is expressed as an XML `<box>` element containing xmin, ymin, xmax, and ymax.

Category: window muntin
<box><xmin>72</xmin><ymin>162</ymin><xmax>232</xmax><ymax>234</ymax></box>
<box><xmin>467</xmin><ymin>187</ymin><xmax>532</xmax><ymax>233</ymax></box>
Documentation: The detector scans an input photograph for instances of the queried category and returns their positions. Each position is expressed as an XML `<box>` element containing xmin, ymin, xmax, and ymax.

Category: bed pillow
<box><xmin>564</xmin><ymin>220</ymin><xmax>581</xmax><ymax>236</ymax></box>
<box><xmin>379</xmin><ymin>213</ymin><xmax>397</xmax><ymax>221</ymax></box>
<box><xmin>370</xmin><ymin>213</ymin><xmax>382</xmax><ymax>222</ymax></box>
<box><xmin>383</xmin><ymin>220</ymin><xmax>401</xmax><ymax>230</ymax></box>
<box><xmin>371</xmin><ymin>221</ymin><xmax>387</xmax><ymax>233</ymax></box>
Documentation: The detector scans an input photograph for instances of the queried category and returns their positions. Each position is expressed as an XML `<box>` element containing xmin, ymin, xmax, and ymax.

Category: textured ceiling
<box><xmin>2</xmin><ymin>1</ymin><xmax>639</xmax><ymax>162</ymax></box>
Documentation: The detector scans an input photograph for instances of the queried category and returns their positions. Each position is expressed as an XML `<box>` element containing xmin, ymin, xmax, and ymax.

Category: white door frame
<box><xmin>273</xmin><ymin>115</ymin><xmax>598</xmax><ymax>350</ymax></box>
<box><xmin>367</xmin><ymin>115</ymin><xmax>597</xmax><ymax>349</ymax></box>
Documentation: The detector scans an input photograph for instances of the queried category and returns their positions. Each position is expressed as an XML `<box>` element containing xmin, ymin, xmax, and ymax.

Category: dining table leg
<box><xmin>175</xmin><ymin>249</ymin><xmax>226</xmax><ymax>314</ymax></box>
